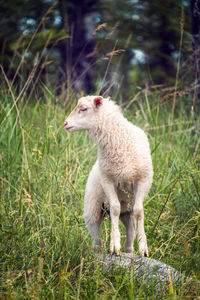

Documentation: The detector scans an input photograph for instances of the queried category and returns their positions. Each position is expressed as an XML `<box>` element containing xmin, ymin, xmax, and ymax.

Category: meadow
<box><xmin>0</xmin><ymin>87</ymin><xmax>200</xmax><ymax>299</ymax></box>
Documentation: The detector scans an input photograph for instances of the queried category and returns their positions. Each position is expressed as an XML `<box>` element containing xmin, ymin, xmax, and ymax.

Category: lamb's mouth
<box><xmin>65</xmin><ymin>126</ymin><xmax>74</xmax><ymax>131</ymax></box>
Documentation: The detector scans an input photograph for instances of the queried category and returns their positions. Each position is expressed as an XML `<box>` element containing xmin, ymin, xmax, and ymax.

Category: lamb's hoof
<box><xmin>109</xmin><ymin>250</ymin><xmax>120</xmax><ymax>256</ymax></box>
<box><xmin>116</xmin><ymin>250</ymin><xmax>120</xmax><ymax>256</ymax></box>
<box><xmin>125</xmin><ymin>250</ymin><xmax>134</xmax><ymax>258</ymax></box>
<box><xmin>110</xmin><ymin>238</ymin><xmax>121</xmax><ymax>256</ymax></box>
<box><xmin>109</xmin><ymin>247</ymin><xmax>120</xmax><ymax>256</ymax></box>
<box><xmin>139</xmin><ymin>243</ymin><xmax>149</xmax><ymax>257</ymax></box>
<box><xmin>125</xmin><ymin>247</ymin><xmax>133</xmax><ymax>254</ymax></box>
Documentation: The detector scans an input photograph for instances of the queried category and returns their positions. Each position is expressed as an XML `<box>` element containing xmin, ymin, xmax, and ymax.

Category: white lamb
<box><xmin>64</xmin><ymin>95</ymin><xmax>153</xmax><ymax>256</ymax></box>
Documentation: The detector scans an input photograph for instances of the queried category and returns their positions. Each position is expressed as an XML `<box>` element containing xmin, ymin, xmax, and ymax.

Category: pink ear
<box><xmin>94</xmin><ymin>96</ymin><xmax>103</xmax><ymax>106</ymax></box>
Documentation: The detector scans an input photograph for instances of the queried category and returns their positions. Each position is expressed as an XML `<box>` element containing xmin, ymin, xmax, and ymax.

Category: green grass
<box><xmin>0</xmin><ymin>90</ymin><xmax>200</xmax><ymax>299</ymax></box>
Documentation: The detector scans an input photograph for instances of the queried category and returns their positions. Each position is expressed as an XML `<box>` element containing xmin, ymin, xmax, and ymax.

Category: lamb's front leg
<box><xmin>101</xmin><ymin>177</ymin><xmax>121</xmax><ymax>255</ymax></box>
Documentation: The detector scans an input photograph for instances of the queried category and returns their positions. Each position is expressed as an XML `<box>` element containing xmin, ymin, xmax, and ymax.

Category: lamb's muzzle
<box><xmin>64</xmin><ymin>95</ymin><xmax>153</xmax><ymax>256</ymax></box>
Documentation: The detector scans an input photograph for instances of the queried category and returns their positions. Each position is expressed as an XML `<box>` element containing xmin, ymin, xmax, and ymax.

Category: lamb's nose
<box><xmin>64</xmin><ymin>120</ymin><xmax>68</xmax><ymax>126</ymax></box>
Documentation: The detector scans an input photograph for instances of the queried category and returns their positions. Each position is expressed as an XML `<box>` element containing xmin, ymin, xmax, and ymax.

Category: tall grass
<box><xmin>0</xmin><ymin>87</ymin><xmax>200</xmax><ymax>298</ymax></box>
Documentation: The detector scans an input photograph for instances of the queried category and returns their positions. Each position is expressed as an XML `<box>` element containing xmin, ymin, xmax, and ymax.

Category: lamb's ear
<box><xmin>94</xmin><ymin>96</ymin><xmax>103</xmax><ymax>107</ymax></box>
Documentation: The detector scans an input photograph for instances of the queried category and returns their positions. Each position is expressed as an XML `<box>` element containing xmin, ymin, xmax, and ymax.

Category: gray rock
<box><xmin>97</xmin><ymin>252</ymin><xmax>196</xmax><ymax>292</ymax></box>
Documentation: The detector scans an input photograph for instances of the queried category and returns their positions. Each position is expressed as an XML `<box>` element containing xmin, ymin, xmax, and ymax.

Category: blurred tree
<box><xmin>0</xmin><ymin>0</ymin><xmax>54</xmax><ymax>86</ymax></box>
<box><xmin>57</xmin><ymin>0</ymin><xmax>98</xmax><ymax>95</ymax></box>
<box><xmin>99</xmin><ymin>0</ymin><xmax>191</xmax><ymax>92</ymax></box>
<box><xmin>0</xmin><ymin>0</ymin><xmax>193</xmax><ymax>99</ymax></box>
<box><xmin>191</xmin><ymin>0</ymin><xmax>200</xmax><ymax>105</ymax></box>
<box><xmin>0</xmin><ymin>0</ymin><xmax>25</xmax><ymax>79</ymax></box>
<box><xmin>0</xmin><ymin>0</ymin><xmax>99</xmax><ymax>95</ymax></box>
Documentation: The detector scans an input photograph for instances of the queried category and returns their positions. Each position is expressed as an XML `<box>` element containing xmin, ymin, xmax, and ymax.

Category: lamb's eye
<box><xmin>80</xmin><ymin>107</ymin><xmax>87</xmax><ymax>112</ymax></box>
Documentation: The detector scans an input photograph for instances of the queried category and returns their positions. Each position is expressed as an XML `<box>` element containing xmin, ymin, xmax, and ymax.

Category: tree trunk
<box><xmin>191</xmin><ymin>0</ymin><xmax>200</xmax><ymax>108</ymax></box>
<box><xmin>57</xmin><ymin>0</ymin><xmax>97</xmax><ymax>97</ymax></box>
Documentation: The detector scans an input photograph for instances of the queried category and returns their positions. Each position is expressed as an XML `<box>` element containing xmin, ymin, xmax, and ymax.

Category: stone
<box><xmin>97</xmin><ymin>252</ymin><xmax>197</xmax><ymax>292</ymax></box>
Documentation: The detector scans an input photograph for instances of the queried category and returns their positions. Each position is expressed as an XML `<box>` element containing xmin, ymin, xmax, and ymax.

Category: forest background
<box><xmin>1</xmin><ymin>0</ymin><xmax>200</xmax><ymax>105</ymax></box>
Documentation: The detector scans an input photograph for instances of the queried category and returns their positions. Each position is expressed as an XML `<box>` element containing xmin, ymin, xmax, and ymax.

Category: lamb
<box><xmin>64</xmin><ymin>95</ymin><xmax>153</xmax><ymax>256</ymax></box>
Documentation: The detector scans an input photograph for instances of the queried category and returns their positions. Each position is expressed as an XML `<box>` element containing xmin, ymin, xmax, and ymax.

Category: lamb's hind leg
<box><xmin>84</xmin><ymin>191</ymin><xmax>104</xmax><ymax>247</ymax></box>
<box><xmin>84</xmin><ymin>212</ymin><xmax>104</xmax><ymax>248</ymax></box>
<box><xmin>120</xmin><ymin>212</ymin><xmax>136</xmax><ymax>254</ymax></box>
<box><xmin>133</xmin><ymin>180</ymin><xmax>151</xmax><ymax>257</ymax></box>
<box><xmin>83</xmin><ymin>163</ymin><xmax>105</xmax><ymax>248</ymax></box>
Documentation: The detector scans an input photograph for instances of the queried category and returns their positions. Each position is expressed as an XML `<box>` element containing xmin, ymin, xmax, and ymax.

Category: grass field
<box><xmin>0</xmin><ymin>88</ymin><xmax>200</xmax><ymax>299</ymax></box>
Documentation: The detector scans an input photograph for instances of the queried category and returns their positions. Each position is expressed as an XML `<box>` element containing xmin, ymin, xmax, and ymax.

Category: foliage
<box><xmin>0</xmin><ymin>0</ymin><xmax>194</xmax><ymax>98</ymax></box>
<box><xmin>0</xmin><ymin>85</ymin><xmax>199</xmax><ymax>298</ymax></box>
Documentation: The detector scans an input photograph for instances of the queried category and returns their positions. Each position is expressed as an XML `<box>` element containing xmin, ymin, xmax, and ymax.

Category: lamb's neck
<box><xmin>89</xmin><ymin>116</ymin><xmax>122</xmax><ymax>156</ymax></box>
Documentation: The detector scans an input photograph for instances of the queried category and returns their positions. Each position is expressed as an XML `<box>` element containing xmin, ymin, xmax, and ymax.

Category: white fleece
<box><xmin>64</xmin><ymin>95</ymin><xmax>153</xmax><ymax>256</ymax></box>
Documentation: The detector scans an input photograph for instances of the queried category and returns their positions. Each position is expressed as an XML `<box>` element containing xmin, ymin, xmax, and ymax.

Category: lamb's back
<box><xmin>98</xmin><ymin>116</ymin><xmax>153</xmax><ymax>181</ymax></box>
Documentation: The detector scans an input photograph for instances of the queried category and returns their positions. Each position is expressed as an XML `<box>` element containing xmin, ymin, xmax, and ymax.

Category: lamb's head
<box><xmin>64</xmin><ymin>95</ymin><xmax>103</xmax><ymax>132</ymax></box>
